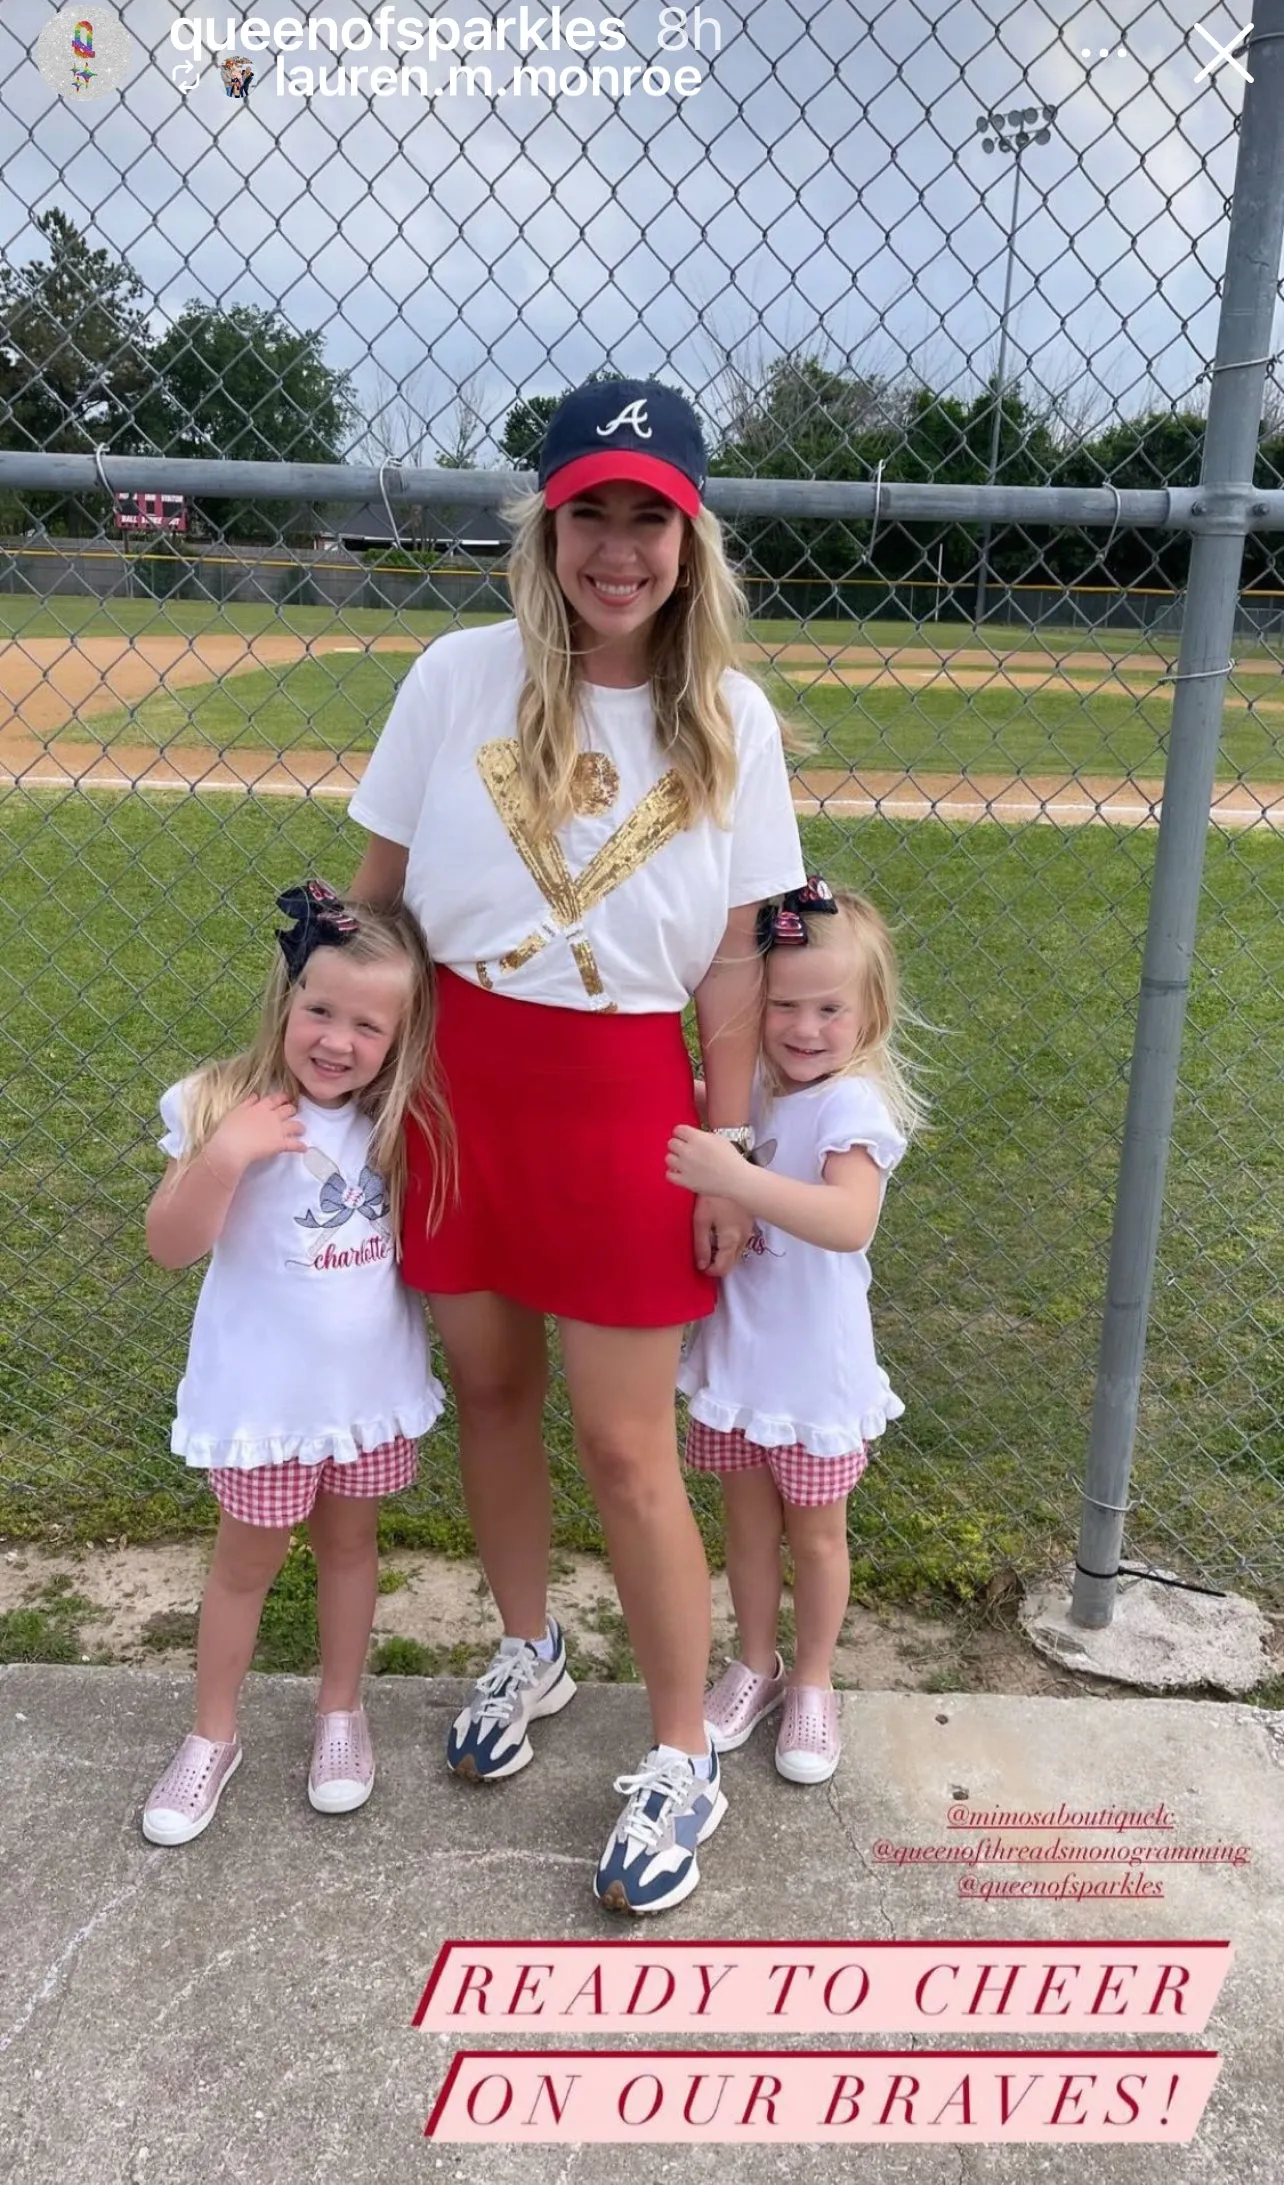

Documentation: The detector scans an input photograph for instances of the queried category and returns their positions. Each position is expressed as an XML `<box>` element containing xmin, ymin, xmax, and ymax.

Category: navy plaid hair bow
<box><xmin>756</xmin><ymin>875</ymin><xmax>839</xmax><ymax>951</ymax></box>
<box><xmin>275</xmin><ymin>879</ymin><xmax>359</xmax><ymax>982</ymax></box>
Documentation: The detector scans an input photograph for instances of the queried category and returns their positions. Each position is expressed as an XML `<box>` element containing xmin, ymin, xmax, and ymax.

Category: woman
<box><xmin>348</xmin><ymin>377</ymin><xmax>805</xmax><ymax>1913</ymax></box>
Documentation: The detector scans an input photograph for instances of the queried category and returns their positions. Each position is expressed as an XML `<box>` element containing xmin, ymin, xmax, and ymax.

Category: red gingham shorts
<box><xmin>685</xmin><ymin>1419</ymin><xmax>868</xmax><ymax>1508</ymax></box>
<box><xmin>208</xmin><ymin>1435</ymin><xmax>419</xmax><ymax>1529</ymax></box>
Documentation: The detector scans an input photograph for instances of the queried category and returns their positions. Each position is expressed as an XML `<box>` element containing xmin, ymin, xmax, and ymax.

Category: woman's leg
<box><xmin>194</xmin><ymin>1513</ymin><xmax>293</xmax><ymax>1741</ymax></box>
<box><xmin>719</xmin><ymin>1468</ymin><xmax>786</xmax><ymax>1674</ymax></box>
<box><xmin>782</xmin><ymin>1496</ymin><xmax>852</xmax><ymax>1687</ymax></box>
<box><xmin>560</xmin><ymin>1319</ymin><xmax>708</xmax><ymax>1755</ymax></box>
<box><xmin>428</xmin><ymin>1291</ymin><xmax>551</xmax><ymax>1639</ymax></box>
<box><xmin>307</xmin><ymin>1493</ymin><xmax>380</xmax><ymax>1712</ymax></box>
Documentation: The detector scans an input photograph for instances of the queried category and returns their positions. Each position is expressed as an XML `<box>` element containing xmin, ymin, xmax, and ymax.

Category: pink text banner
<box><xmin>425</xmin><ymin>2048</ymin><xmax>1221</xmax><ymax>2143</ymax></box>
<box><xmin>412</xmin><ymin>1939</ymin><xmax>1232</xmax><ymax>2036</ymax></box>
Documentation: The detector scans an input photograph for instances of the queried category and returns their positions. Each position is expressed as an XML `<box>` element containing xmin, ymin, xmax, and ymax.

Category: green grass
<box><xmin>61</xmin><ymin>650</ymin><xmax>1284</xmax><ymax>783</ymax></box>
<box><xmin>2</xmin><ymin>789</ymin><xmax>1281</xmax><ymax>1606</ymax></box>
<box><xmin>0</xmin><ymin>1574</ymin><xmax>106</xmax><ymax>1663</ymax></box>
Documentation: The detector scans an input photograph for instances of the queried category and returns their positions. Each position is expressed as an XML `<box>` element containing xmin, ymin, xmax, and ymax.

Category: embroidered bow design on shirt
<box><xmin>296</xmin><ymin>1148</ymin><xmax>389</xmax><ymax>1232</ymax></box>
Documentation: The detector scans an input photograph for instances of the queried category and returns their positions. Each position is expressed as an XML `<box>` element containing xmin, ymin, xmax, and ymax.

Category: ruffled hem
<box><xmin>678</xmin><ymin>1366</ymin><xmax>904</xmax><ymax>1457</ymax></box>
<box><xmin>172</xmin><ymin>1390</ymin><xmax>445</xmax><ymax>1471</ymax></box>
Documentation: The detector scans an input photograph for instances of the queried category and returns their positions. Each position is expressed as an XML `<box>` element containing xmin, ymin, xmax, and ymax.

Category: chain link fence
<box><xmin>2</xmin><ymin>1</ymin><xmax>1282</xmax><ymax>1614</ymax></box>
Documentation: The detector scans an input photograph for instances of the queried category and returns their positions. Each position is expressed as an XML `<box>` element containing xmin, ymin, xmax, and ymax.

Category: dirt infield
<box><xmin>0</xmin><ymin>632</ymin><xmax>417</xmax><ymax>739</ymax></box>
<box><xmin>2</xmin><ymin>630</ymin><xmax>1281</xmax><ymax>743</ymax></box>
<box><xmin>1</xmin><ymin>629</ymin><xmax>1281</xmax><ymax>828</ymax></box>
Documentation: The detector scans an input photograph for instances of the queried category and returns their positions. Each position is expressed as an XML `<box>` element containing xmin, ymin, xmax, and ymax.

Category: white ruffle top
<box><xmin>678</xmin><ymin>1073</ymin><xmax>907</xmax><ymax>1457</ymax></box>
<box><xmin>158</xmin><ymin>1079</ymin><xmax>444</xmax><ymax>1470</ymax></box>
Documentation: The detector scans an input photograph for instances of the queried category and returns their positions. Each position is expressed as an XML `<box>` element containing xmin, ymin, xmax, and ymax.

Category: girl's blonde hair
<box><xmin>761</xmin><ymin>889</ymin><xmax>927</xmax><ymax>1141</ymax></box>
<box><xmin>172</xmin><ymin>900</ymin><xmax>454</xmax><ymax>1237</ymax></box>
<box><xmin>502</xmin><ymin>487</ymin><xmax>756</xmax><ymax>841</ymax></box>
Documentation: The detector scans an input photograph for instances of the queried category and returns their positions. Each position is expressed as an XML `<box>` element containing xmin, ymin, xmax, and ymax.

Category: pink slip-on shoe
<box><xmin>308</xmin><ymin>1707</ymin><xmax>375</xmax><ymax>1813</ymax></box>
<box><xmin>703</xmin><ymin>1653</ymin><xmax>787</xmax><ymax>1752</ymax></box>
<box><xmin>775</xmin><ymin>1685</ymin><xmax>841</xmax><ymax>1784</ymax></box>
<box><xmin>141</xmin><ymin>1733</ymin><xmax>242</xmax><ymax>1845</ymax></box>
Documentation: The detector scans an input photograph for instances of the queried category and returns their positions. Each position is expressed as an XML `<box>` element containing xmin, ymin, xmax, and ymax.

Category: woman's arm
<box><xmin>348</xmin><ymin>832</ymin><xmax>409</xmax><ymax>911</ymax></box>
<box><xmin>692</xmin><ymin>902</ymin><xmax>763</xmax><ymax>1129</ymax></box>
<box><xmin>687</xmin><ymin>904</ymin><xmax>763</xmax><ymax>1273</ymax></box>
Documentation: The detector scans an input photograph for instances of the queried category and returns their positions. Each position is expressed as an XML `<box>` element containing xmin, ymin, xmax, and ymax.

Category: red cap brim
<box><xmin>543</xmin><ymin>450</ymin><xmax>701</xmax><ymax>519</ymax></box>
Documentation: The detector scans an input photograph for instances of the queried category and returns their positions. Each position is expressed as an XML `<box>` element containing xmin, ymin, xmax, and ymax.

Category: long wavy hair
<box><xmin>760</xmin><ymin>889</ymin><xmax>928</xmax><ymax>1142</ymax></box>
<box><xmin>503</xmin><ymin>486</ymin><xmax>763</xmax><ymax>842</ymax></box>
<box><xmin>170</xmin><ymin>901</ymin><xmax>454</xmax><ymax>1237</ymax></box>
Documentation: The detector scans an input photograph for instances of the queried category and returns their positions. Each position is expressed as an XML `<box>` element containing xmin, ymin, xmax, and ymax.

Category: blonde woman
<box><xmin>348</xmin><ymin>380</ymin><xmax>804</xmax><ymax>1913</ymax></box>
<box><xmin>140</xmin><ymin>884</ymin><xmax>452</xmax><ymax>1845</ymax></box>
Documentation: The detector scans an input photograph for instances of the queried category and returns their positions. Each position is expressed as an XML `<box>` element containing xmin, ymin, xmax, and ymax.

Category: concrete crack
<box><xmin>0</xmin><ymin>1852</ymin><xmax>167</xmax><ymax>2058</ymax></box>
<box><xmin>825</xmin><ymin>1776</ymin><xmax>896</xmax><ymax>1938</ymax></box>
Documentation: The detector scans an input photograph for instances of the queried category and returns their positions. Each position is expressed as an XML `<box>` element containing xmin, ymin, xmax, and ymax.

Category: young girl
<box><xmin>140</xmin><ymin>881</ymin><xmax>451</xmax><ymax>1846</ymax></box>
<box><xmin>347</xmin><ymin>376</ymin><xmax>805</xmax><ymax>1914</ymax></box>
<box><xmin>668</xmin><ymin>880</ymin><xmax>920</xmax><ymax>1786</ymax></box>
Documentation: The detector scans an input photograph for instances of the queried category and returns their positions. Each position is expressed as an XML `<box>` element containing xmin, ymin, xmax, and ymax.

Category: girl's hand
<box><xmin>206</xmin><ymin>1094</ymin><xmax>306</xmax><ymax>1181</ymax></box>
<box><xmin>666</xmin><ymin>1124</ymin><xmax>750</xmax><ymax>1200</ymax></box>
<box><xmin>693</xmin><ymin>1193</ymin><xmax>754</xmax><ymax>1277</ymax></box>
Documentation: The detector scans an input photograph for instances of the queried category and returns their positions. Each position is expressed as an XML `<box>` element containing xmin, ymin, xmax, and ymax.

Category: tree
<box><xmin>710</xmin><ymin>352</ymin><xmax>904</xmax><ymax>588</ymax></box>
<box><xmin>433</xmin><ymin>371</ymin><xmax>487</xmax><ymax>469</ymax></box>
<box><xmin>146</xmin><ymin>303</ymin><xmax>357</xmax><ymax>540</ymax></box>
<box><xmin>499</xmin><ymin>392</ymin><xmax>560</xmax><ymax>470</ymax></box>
<box><xmin>0</xmin><ymin>209</ymin><xmax>159</xmax><ymax>531</ymax></box>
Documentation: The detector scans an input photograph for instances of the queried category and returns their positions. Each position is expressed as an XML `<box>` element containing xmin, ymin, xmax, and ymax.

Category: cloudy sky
<box><xmin>0</xmin><ymin>0</ymin><xmax>1259</xmax><ymax>454</ymax></box>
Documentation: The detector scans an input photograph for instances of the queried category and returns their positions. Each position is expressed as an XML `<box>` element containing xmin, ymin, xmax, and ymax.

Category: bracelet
<box><xmin>712</xmin><ymin>1125</ymin><xmax>754</xmax><ymax>1157</ymax></box>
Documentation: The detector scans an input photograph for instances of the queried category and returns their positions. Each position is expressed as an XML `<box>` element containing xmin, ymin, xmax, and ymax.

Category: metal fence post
<box><xmin>1070</xmin><ymin>1</ymin><xmax>1284</xmax><ymax>1627</ymax></box>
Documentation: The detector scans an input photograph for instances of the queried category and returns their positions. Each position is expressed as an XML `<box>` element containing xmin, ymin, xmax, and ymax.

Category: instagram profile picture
<box><xmin>36</xmin><ymin>4</ymin><xmax>132</xmax><ymax>100</ymax></box>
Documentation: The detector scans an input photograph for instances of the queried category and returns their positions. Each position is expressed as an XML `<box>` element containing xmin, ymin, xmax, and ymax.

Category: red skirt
<box><xmin>403</xmin><ymin>968</ymin><xmax>717</xmax><ymax>1328</ymax></box>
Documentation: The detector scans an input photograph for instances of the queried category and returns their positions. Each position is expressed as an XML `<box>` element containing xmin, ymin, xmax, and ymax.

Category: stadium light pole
<box><xmin>972</xmin><ymin>99</ymin><xmax>1058</xmax><ymax>625</ymax></box>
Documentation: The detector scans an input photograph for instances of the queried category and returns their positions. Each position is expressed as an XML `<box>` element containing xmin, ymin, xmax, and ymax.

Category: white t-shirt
<box><xmin>158</xmin><ymin>1081</ymin><xmax>445</xmax><ymax>1470</ymax></box>
<box><xmin>678</xmin><ymin>1074</ymin><xmax>908</xmax><ymax>1457</ymax></box>
<box><xmin>348</xmin><ymin>620</ymin><xmax>805</xmax><ymax>1013</ymax></box>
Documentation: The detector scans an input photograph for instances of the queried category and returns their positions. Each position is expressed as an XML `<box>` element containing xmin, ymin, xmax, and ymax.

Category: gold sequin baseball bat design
<box><xmin>476</xmin><ymin>739</ymin><xmax>688</xmax><ymax>1006</ymax></box>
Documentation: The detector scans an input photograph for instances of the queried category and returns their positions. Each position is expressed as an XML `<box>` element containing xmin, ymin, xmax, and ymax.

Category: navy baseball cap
<box><xmin>538</xmin><ymin>379</ymin><xmax>707</xmax><ymax>519</ymax></box>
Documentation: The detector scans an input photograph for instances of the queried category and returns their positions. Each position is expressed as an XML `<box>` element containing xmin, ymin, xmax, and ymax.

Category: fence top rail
<box><xmin>4</xmin><ymin>455</ymin><xmax>1284</xmax><ymax>532</ymax></box>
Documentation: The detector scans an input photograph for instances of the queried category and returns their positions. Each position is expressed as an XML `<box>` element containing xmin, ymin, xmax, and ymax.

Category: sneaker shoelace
<box><xmin>610</xmin><ymin>1754</ymin><xmax>695</xmax><ymax>1852</ymax></box>
<box><xmin>471</xmin><ymin>1644</ymin><xmax>546</xmax><ymax>1726</ymax></box>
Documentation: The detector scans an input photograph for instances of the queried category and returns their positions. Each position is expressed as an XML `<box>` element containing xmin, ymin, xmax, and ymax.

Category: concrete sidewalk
<box><xmin>3</xmin><ymin>1666</ymin><xmax>1281</xmax><ymax>2184</ymax></box>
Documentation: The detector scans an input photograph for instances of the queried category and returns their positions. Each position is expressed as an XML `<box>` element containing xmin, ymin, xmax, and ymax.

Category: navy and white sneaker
<box><xmin>446</xmin><ymin>1621</ymin><xmax>576</xmax><ymax>1782</ymax></box>
<box><xmin>594</xmin><ymin>1744</ymin><xmax>727</xmax><ymax>1914</ymax></box>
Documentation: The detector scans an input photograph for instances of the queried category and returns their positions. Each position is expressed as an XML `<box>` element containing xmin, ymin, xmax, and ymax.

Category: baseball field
<box><xmin>2</xmin><ymin>594</ymin><xmax>1281</xmax><ymax>1604</ymax></box>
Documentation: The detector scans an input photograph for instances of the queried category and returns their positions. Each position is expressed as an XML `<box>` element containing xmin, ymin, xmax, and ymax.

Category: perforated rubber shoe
<box><xmin>775</xmin><ymin>1685</ymin><xmax>841</xmax><ymax>1784</ymax></box>
<box><xmin>308</xmin><ymin>1707</ymin><xmax>375</xmax><ymax>1813</ymax></box>
<box><xmin>141</xmin><ymin>1734</ymin><xmax>242</xmax><ymax>1846</ymax></box>
<box><xmin>446</xmin><ymin>1621</ymin><xmax>576</xmax><ymax>1783</ymax></box>
<box><xmin>703</xmin><ymin>1652</ymin><xmax>786</xmax><ymax>1752</ymax></box>
<box><xmin>594</xmin><ymin>1746</ymin><xmax>727</xmax><ymax>1915</ymax></box>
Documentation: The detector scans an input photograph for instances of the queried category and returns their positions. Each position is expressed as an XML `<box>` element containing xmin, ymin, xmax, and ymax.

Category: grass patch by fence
<box><xmin>2</xmin><ymin>790</ymin><xmax>1281</xmax><ymax>1604</ymax></box>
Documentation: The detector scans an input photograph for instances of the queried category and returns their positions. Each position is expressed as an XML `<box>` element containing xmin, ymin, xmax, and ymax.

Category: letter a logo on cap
<box><xmin>596</xmin><ymin>399</ymin><xmax>652</xmax><ymax>440</ymax></box>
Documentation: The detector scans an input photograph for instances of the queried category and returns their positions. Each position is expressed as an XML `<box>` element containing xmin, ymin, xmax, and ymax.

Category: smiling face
<box><xmin>281</xmin><ymin>948</ymin><xmax>410</xmax><ymax>1108</ymax></box>
<box><xmin>552</xmin><ymin>481</ymin><xmax>689</xmax><ymax>682</ymax></box>
<box><xmin>762</xmin><ymin>943</ymin><xmax>863</xmax><ymax>1091</ymax></box>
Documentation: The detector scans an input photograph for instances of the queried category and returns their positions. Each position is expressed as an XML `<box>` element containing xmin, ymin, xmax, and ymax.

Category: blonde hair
<box><xmin>502</xmin><ymin>486</ymin><xmax>767</xmax><ymax>842</ymax></box>
<box><xmin>760</xmin><ymin>889</ymin><xmax>927</xmax><ymax>1141</ymax></box>
<box><xmin>172</xmin><ymin>900</ymin><xmax>455</xmax><ymax>1237</ymax></box>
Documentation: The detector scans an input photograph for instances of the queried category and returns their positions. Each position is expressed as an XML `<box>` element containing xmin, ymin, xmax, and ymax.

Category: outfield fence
<box><xmin>2</xmin><ymin>4</ymin><xmax>1283</xmax><ymax>1625</ymax></box>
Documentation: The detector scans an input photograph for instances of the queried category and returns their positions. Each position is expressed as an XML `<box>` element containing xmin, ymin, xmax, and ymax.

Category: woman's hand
<box><xmin>666</xmin><ymin>1123</ymin><xmax>751</xmax><ymax>1200</ymax></box>
<box><xmin>668</xmin><ymin>1128</ymin><xmax>755</xmax><ymax>1274</ymax></box>
<box><xmin>692</xmin><ymin>1192</ymin><xmax>754</xmax><ymax>1277</ymax></box>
